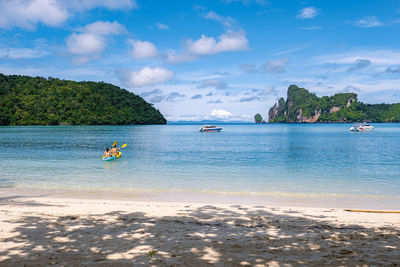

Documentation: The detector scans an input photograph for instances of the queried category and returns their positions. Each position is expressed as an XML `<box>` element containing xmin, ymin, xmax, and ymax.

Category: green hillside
<box><xmin>0</xmin><ymin>73</ymin><xmax>166</xmax><ymax>125</ymax></box>
<box><xmin>268</xmin><ymin>85</ymin><xmax>400</xmax><ymax>123</ymax></box>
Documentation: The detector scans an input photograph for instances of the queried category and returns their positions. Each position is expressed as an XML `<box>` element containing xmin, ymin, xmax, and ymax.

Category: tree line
<box><xmin>0</xmin><ymin>74</ymin><xmax>167</xmax><ymax>125</ymax></box>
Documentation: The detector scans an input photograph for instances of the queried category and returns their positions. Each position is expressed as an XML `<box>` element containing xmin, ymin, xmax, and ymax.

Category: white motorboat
<box><xmin>350</xmin><ymin>123</ymin><xmax>374</xmax><ymax>132</ymax></box>
<box><xmin>199</xmin><ymin>125</ymin><xmax>222</xmax><ymax>132</ymax></box>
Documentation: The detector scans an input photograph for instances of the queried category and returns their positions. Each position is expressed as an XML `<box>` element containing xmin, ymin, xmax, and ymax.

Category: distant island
<box><xmin>0</xmin><ymin>73</ymin><xmax>166</xmax><ymax>125</ymax></box>
<box><xmin>254</xmin><ymin>113</ymin><xmax>266</xmax><ymax>124</ymax></box>
<box><xmin>267</xmin><ymin>85</ymin><xmax>400</xmax><ymax>123</ymax></box>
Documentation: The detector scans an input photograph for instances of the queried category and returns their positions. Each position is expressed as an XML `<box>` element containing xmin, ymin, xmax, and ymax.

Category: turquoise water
<box><xmin>1</xmin><ymin>124</ymin><xmax>400</xmax><ymax>197</ymax></box>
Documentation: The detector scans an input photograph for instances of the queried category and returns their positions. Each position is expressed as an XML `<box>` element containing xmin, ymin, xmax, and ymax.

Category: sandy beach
<box><xmin>0</xmin><ymin>189</ymin><xmax>399</xmax><ymax>266</ymax></box>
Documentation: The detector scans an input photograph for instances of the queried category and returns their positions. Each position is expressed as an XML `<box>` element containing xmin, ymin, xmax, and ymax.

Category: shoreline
<box><xmin>1</xmin><ymin>191</ymin><xmax>399</xmax><ymax>266</ymax></box>
<box><xmin>1</xmin><ymin>186</ymin><xmax>400</xmax><ymax>210</ymax></box>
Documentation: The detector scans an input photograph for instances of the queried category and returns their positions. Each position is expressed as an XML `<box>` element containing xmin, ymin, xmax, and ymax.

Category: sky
<box><xmin>1</xmin><ymin>0</ymin><xmax>400</xmax><ymax>122</ymax></box>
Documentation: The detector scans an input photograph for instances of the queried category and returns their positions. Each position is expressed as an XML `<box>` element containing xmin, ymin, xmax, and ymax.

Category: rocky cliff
<box><xmin>268</xmin><ymin>85</ymin><xmax>400</xmax><ymax>123</ymax></box>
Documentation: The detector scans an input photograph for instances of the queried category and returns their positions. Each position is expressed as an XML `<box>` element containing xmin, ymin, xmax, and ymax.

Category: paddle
<box><xmin>121</xmin><ymin>144</ymin><xmax>127</xmax><ymax>148</ymax></box>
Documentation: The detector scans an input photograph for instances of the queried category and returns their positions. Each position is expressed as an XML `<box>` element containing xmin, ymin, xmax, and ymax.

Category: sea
<box><xmin>1</xmin><ymin>123</ymin><xmax>400</xmax><ymax>202</ymax></box>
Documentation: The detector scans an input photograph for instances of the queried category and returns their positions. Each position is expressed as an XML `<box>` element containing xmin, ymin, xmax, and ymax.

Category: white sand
<box><xmin>0</xmin><ymin>192</ymin><xmax>399</xmax><ymax>266</ymax></box>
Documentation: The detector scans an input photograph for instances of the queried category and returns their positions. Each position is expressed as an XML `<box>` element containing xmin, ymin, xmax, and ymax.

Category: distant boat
<box><xmin>199</xmin><ymin>125</ymin><xmax>222</xmax><ymax>132</ymax></box>
<box><xmin>350</xmin><ymin>123</ymin><xmax>374</xmax><ymax>132</ymax></box>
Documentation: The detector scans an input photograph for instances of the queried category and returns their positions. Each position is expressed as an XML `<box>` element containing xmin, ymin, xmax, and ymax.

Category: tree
<box><xmin>0</xmin><ymin>73</ymin><xmax>167</xmax><ymax>125</ymax></box>
<box><xmin>254</xmin><ymin>113</ymin><xmax>263</xmax><ymax>123</ymax></box>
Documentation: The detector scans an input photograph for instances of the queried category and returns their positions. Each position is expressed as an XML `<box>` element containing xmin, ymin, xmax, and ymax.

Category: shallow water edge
<box><xmin>3</xmin><ymin>186</ymin><xmax>399</xmax><ymax>210</ymax></box>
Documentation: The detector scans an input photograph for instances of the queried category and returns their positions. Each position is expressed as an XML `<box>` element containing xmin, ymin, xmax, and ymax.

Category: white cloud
<box><xmin>240</xmin><ymin>114</ymin><xmax>252</xmax><ymax>120</ymax></box>
<box><xmin>316</xmin><ymin>49</ymin><xmax>400</xmax><ymax>65</ymax></box>
<box><xmin>311</xmin><ymin>79</ymin><xmax>400</xmax><ymax>95</ymax></box>
<box><xmin>126</xmin><ymin>67</ymin><xmax>174</xmax><ymax>87</ymax></box>
<box><xmin>241</xmin><ymin>58</ymin><xmax>292</xmax><ymax>74</ymax></box>
<box><xmin>67</xmin><ymin>33</ymin><xmax>105</xmax><ymax>56</ymax></box>
<box><xmin>144</xmin><ymin>91</ymin><xmax>186</xmax><ymax>103</ymax></box>
<box><xmin>240</xmin><ymin>64</ymin><xmax>257</xmax><ymax>73</ymax></box>
<box><xmin>273</xmin><ymin>44</ymin><xmax>311</xmax><ymax>56</ymax></box>
<box><xmin>216</xmin><ymin>31</ymin><xmax>249</xmax><ymax>52</ymax></box>
<box><xmin>163</xmin><ymin>10</ymin><xmax>247</xmax><ymax>64</ymax></box>
<box><xmin>198</xmin><ymin>79</ymin><xmax>227</xmax><ymax>89</ymax></box>
<box><xmin>0</xmin><ymin>0</ymin><xmax>136</xmax><ymax>30</ymax></box>
<box><xmin>186</xmin><ymin>31</ymin><xmax>248</xmax><ymax>56</ymax></box>
<box><xmin>342</xmin><ymin>85</ymin><xmax>360</xmax><ymax>93</ymax></box>
<box><xmin>209</xmin><ymin>109</ymin><xmax>233</xmax><ymax>120</ymax></box>
<box><xmin>129</xmin><ymin>40</ymin><xmax>158</xmax><ymax>59</ymax></box>
<box><xmin>165</xmin><ymin>50</ymin><xmax>196</xmax><ymax>63</ymax></box>
<box><xmin>263</xmin><ymin>57</ymin><xmax>289</xmax><ymax>73</ymax></box>
<box><xmin>299</xmin><ymin>25</ymin><xmax>323</xmax><ymax>31</ymax></box>
<box><xmin>206</xmin><ymin>109</ymin><xmax>233</xmax><ymax>120</ymax></box>
<box><xmin>164</xmin><ymin>92</ymin><xmax>186</xmax><ymax>102</ymax></box>
<box><xmin>186</xmin><ymin>35</ymin><xmax>217</xmax><ymax>56</ymax></box>
<box><xmin>258</xmin><ymin>86</ymin><xmax>277</xmax><ymax>95</ymax></box>
<box><xmin>208</xmin><ymin>99</ymin><xmax>223</xmax><ymax>104</ymax></box>
<box><xmin>238</xmin><ymin>96</ymin><xmax>260</xmax><ymax>102</ymax></box>
<box><xmin>203</xmin><ymin>11</ymin><xmax>235</xmax><ymax>28</ymax></box>
<box><xmin>385</xmin><ymin>67</ymin><xmax>400</xmax><ymax>74</ymax></box>
<box><xmin>80</xmin><ymin>21</ymin><xmax>126</xmax><ymax>35</ymax></box>
<box><xmin>354</xmin><ymin>16</ymin><xmax>382</xmax><ymax>28</ymax></box>
<box><xmin>155</xmin><ymin>23</ymin><xmax>169</xmax><ymax>30</ymax></box>
<box><xmin>347</xmin><ymin>59</ymin><xmax>371</xmax><ymax>72</ymax></box>
<box><xmin>140</xmin><ymin>89</ymin><xmax>163</xmax><ymax>98</ymax></box>
<box><xmin>191</xmin><ymin>94</ymin><xmax>203</xmax><ymax>100</ymax></box>
<box><xmin>67</xmin><ymin>21</ymin><xmax>125</xmax><ymax>62</ymax></box>
<box><xmin>222</xmin><ymin>0</ymin><xmax>266</xmax><ymax>5</ymax></box>
<box><xmin>65</xmin><ymin>0</ymin><xmax>137</xmax><ymax>10</ymax></box>
<box><xmin>296</xmin><ymin>7</ymin><xmax>318</xmax><ymax>19</ymax></box>
<box><xmin>0</xmin><ymin>0</ymin><xmax>69</xmax><ymax>29</ymax></box>
<box><xmin>0</xmin><ymin>47</ymin><xmax>49</xmax><ymax>59</ymax></box>
<box><xmin>166</xmin><ymin>31</ymin><xmax>248</xmax><ymax>63</ymax></box>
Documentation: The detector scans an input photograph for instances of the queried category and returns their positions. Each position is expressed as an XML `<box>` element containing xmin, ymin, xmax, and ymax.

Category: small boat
<box><xmin>350</xmin><ymin>123</ymin><xmax>374</xmax><ymax>132</ymax></box>
<box><xmin>199</xmin><ymin>125</ymin><xmax>222</xmax><ymax>132</ymax></box>
<box><xmin>101</xmin><ymin>152</ymin><xmax>122</xmax><ymax>161</ymax></box>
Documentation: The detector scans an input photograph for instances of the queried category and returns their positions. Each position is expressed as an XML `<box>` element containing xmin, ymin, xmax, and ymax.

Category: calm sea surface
<box><xmin>1</xmin><ymin>124</ymin><xmax>399</xmax><ymax>198</ymax></box>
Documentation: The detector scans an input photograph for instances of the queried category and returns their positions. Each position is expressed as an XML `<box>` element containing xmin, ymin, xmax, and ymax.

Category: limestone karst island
<box><xmin>267</xmin><ymin>85</ymin><xmax>400</xmax><ymax>123</ymax></box>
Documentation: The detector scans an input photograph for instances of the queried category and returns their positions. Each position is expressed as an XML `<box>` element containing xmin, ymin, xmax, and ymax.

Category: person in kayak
<box><xmin>110</xmin><ymin>144</ymin><xmax>120</xmax><ymax>156</ymax></box>
<box><xmin>103</xmin><ymin>147</ymin><xmax>112</xmax><ymax>158</ymax></box>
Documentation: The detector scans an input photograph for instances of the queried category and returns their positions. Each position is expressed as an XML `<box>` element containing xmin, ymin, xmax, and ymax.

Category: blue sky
<box><xmin>1</xmin><ymin>0</ymin><xmax>400</xmax><ymax>121</ymax></box>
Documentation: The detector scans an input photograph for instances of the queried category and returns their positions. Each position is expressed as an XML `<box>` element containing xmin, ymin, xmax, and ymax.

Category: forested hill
<box><xmin>0</xmin><ymin>74</ymin><xmax>166</xmax><ymax>125</ymax></box>
<box><xmin>268</xmin><ymin>85</ymin><xmax>400</xmax><ymax>123</ymax></box>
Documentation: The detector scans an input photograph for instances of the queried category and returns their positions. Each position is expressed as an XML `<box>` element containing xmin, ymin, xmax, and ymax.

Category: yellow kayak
<box><xmin>101</xmin><ymin>152</ymin><xmax>121</xmax><ymax>161</ymax></box>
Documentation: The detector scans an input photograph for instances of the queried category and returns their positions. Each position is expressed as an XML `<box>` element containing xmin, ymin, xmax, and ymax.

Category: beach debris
<box><xmin>147</xmin><ymin>250</ymin><xmax>156</xmax><ymax>258</ymax></box>
<box><xmin>58</xmin><ymin>215</ymin><xmax>78</xmax><ymax>221</ymax></box>
<box><xmin>344</xmin><ymin>209</ymin><xmax>400</xmax><ymax>214</ymax></box>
